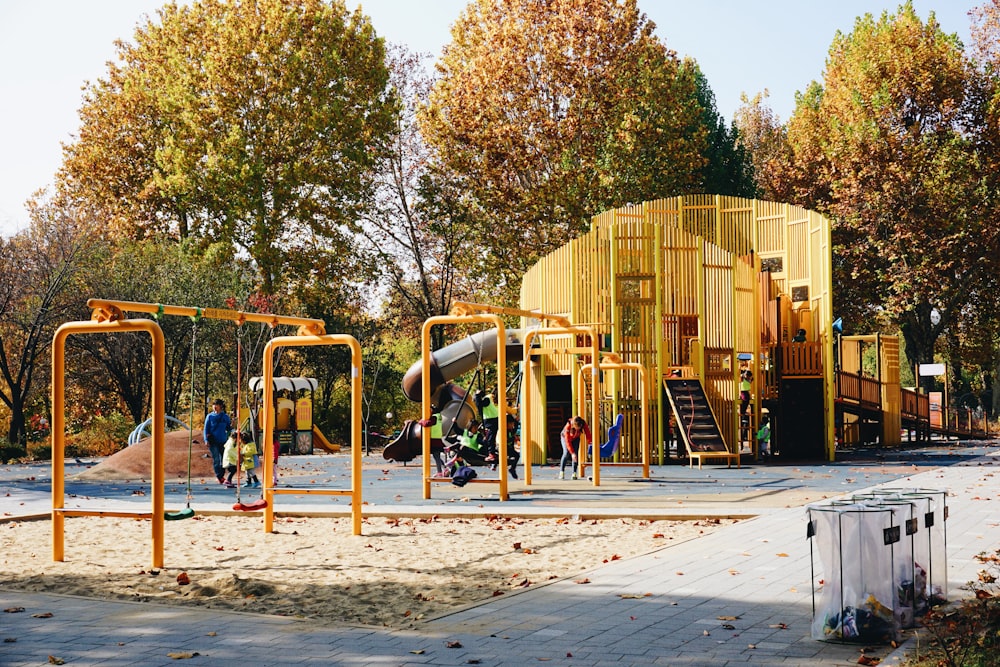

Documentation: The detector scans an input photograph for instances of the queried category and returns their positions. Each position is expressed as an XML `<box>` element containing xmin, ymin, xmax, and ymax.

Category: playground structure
<box><xmin>246</xmin><ymin>376</ymin><xmax>340</xmax><ymax>455</ymax></box>
<box><xmin>393</xmin><ymin>300</ymin><xmax>655</xmax><ymax>487</ymax></box>
<box><xmin>515</xmin><ymin>194</ymin><xmax>969</xmax><ymax>467</ymax></box>
<box><xmin>51</xmin><ymin>299</ymin><xmax>363</xmax><ymax>566</ymax></box>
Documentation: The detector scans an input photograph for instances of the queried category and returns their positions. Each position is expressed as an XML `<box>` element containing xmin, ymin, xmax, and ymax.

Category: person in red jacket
<box><xmin>559</xmin><ymin>416</ymin><xmax>591</xmax><ymax>480</ymax></box>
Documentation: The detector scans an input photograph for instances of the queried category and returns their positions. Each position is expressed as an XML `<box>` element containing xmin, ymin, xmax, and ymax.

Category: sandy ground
<box><xmin>1</xmin><ymin>514</ymin><xmax>728</xmax><ymax>629</ymax></box>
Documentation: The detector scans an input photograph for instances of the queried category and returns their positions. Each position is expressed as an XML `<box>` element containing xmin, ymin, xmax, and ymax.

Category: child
<box><xmin>221</xmin><ymin>433</ymin><xmax>239</xmax><ymax>488</ymax></box>
<box><xmin>240</xmin><ymin>432</ymin><xmax>260</xmax><ymax>488</ymax></box>
<box><xmin>559</xmin><ymin>416</ymin><xmax>591</xmax><ymax>480</ymax></box>
<box><xmin>757</xmin><ymin>415</ymin><xmax>771</xmax><ymax>460</ymax></box>
<box><xmin>459</xmin><ymin>420</ymin><xmax>484</xmax><ymax>454</ymax></box>
<box><xmin>271</xmin><ymin>436</ymin><xmax>280</xmax><ymax>486</ymax></box>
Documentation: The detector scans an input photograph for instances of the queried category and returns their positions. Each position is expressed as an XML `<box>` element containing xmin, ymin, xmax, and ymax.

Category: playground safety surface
<box><xmin>2</xmin><ymin>439</ymin><xmax>999</xmax><ymax>666</ymax></box>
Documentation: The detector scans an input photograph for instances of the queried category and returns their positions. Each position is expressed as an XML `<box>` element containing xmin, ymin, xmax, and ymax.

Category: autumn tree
<box><xmin>966</xmin><ymin>0</ymin><xmax>1000</xmax><ymax>414</ymax></box>
<box><xmin>58</xmin><ymin>0</ymin><xmax>398</xmax><ymax>294</ymax></box>
<box><xmin>352</xmin><ymin>46</ymin><xmax>476</xmax><ymax>346</ymax></box>
<box><xmin>692</xmin><ymin>69</ymin><xmax>757</xmax><ymax>198</ymax></box>
<box><xmin>419</xmin><ymin>0</ymin><xmax>708</xmax><ymax>301</ymax></box>
<box><xmin>0</xmin><ymin>198</ymin><xmax>99</xmax><ymax>446</ymax></box>
<box><xmin>732</xmin><ymin>91</ymin><xmax>794</xmax><ymax>202</ymax></box>
<box><xmin>64</xmin><ymin>238</ymin><xmax>251</xmax><ymax>426</ymax></box>
<box><xmin>780</xmin><ymin>3</ymin><xmax>994</xmax><ymax>380</ymax></box>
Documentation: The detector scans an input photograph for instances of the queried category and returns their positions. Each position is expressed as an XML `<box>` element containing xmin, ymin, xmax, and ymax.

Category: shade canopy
<box><xmin>248</xmin><ymin>376</ymin><xmax>318</xmax><ymax>394</ymax></box>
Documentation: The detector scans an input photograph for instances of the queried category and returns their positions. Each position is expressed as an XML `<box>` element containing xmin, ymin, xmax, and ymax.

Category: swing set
<box><xmin>51</xmin><ymin>299</ymin><xmax>363</xmax><ymax>568</ymax></box>
<box><xmin>418</xmin><ymin>308</ymin><xmax>513</xmax><ymax>500</ymax></box>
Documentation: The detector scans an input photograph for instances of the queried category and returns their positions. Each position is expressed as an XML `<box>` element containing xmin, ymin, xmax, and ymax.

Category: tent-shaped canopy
<box><xmin>248</xmin><ymin>376</ymin><xmax>318</xmax><ymax>394</ymax></box>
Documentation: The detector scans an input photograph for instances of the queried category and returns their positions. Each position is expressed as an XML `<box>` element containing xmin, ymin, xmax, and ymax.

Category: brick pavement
<box><xmin>2</xmin><ymin>450</ymin><xmax>999</xmax><ymax>666</ymax></box>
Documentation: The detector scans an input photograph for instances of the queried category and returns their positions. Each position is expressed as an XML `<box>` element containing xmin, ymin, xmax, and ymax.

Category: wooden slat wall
<box><xmin>881</xmin><ymin>336</ymin><xmax>901</xmax><ymax>446</ymax></box>
<box><xmin>520</xmin><ymin>195</ymin><xmax>836</xmax><ymax>464</ymax></box>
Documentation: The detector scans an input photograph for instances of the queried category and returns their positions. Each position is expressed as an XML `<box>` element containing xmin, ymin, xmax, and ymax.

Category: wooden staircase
<box><xmin>663</xmin><ymin>378</ymin><xmax>739</xmax><ymax>469</ymax></box>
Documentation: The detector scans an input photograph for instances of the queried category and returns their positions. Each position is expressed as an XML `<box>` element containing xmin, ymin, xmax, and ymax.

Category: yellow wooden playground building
<box><xmin>517</xmin><ymin>194</ymin><xmax>921</xmax><ymax>467</ymax></box>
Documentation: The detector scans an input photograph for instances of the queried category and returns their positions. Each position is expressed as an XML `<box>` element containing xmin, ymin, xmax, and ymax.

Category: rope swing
<box><xmin>233</xmin><ymin>325</ymin><xmax>267</xmax><ymax>512</ymax></box>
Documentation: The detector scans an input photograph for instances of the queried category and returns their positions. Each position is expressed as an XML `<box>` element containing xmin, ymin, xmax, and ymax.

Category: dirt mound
<box><xmin>75</xmin><ymin>429</ymin><xmax>216</xmax><ymax>481</ymax></box>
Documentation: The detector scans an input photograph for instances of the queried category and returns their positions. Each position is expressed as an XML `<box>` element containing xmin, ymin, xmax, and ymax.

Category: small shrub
<box><xmin>910</xmin><ymin>549</ymin><xmax>1000</xmax><ymax>666</ymax></box>
<box><xmin>26</xmin><ymin>442</ymin><xmax>51</xmax><ymax>461</ymax></box>
<box><xmin>0</xmin><ymin>443</ymin><xmax>27</xmax><ymax>463</ymax></box>
<box><xmin>65</xmin><ymin>412</ymin><xmax>135</xmax><ymax>458</ymax></box>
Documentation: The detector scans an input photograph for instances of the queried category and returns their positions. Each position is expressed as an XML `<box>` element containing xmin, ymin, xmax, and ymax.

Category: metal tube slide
<box><xmin>401</xmin><ymin>328</ymin><xmax>526</xmax><ymax>402</ymax></box>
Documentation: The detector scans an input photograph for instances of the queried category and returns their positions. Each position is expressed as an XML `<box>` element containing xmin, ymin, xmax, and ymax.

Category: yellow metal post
<box><xmin>262</xmin><ymin>334</ymin><xmax>363</xmax><ymax>535</ymax></box>
<box><xmin>52</xmin><ymin>318</ymin><xmax>165</xmax><ymax>568</ymax></box>
<box><xmin>421</xmin><ymin>314</ymin><xmax>508</xmax><ymax>501</ymax></box>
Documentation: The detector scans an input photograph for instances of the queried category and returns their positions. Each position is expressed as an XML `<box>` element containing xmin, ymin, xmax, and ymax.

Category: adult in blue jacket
<box><xmin>203</xmin><ymin>398</ymin><xmax>232</xmax><ymax>483</ymax></box>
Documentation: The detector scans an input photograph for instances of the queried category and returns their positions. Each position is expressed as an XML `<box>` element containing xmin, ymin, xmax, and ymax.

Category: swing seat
<box><xmin>165</xmin><ymin>507</ymin><xmax>195</xmax><ymax>521</ymax></box>
<box><xmin>233</xmin><ymin>498</ymin><xmax>267</xmax><ymax>511</ymax></box>
<box><xmin>588</xmin><ymin>414</ymin><xmax>624</xmax><ymax>459</ymax></box>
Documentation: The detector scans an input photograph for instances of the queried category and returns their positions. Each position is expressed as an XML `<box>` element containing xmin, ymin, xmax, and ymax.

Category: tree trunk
<box><xmin>6</xmin><ymin>394</ymin><xmax>26</xmax><ymax>446</ymax></box>
<box><xmin>900</xmin><ymin>310</ymin><xmax>939</xmax><ymax>393</ymax></box>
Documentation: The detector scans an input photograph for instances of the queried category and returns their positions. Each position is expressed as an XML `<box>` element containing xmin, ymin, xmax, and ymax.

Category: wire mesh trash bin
<box><xmin>807</xmin><ymin>502</ymin><xmax>902</xmax><ymax>643</ymax></box>
<box><xmin>843</xmin><ymin>496</ymin><xmax>922</xmax><ymax>627</ymax></box>
<box><xmin>867</xmin><ymin>488</ymin><xmax>948</xmax><ymax>605</ymax></box>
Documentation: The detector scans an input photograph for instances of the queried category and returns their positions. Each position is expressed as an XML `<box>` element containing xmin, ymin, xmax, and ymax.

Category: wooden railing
<box><xmin>835</xmin><ymin>371</ymin><xmax>881</xmax><ymax>410</ymax></box>
<box><xmin>900</xmin><ymin>388</ymin><xmax>929</xmax><ymax>422</ymax></box>
<box><xmin>777</xmin><ymin>341</ymin><xmax>824</xmax><ymax>377</ymax></box>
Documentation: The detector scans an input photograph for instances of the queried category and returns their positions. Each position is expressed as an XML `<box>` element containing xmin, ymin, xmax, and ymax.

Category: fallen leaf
<box><xmin>409</xmin><ymin>649</ymin><xmax>425</xmax><ymax>654</ymax></box>
<box><xmin>776</xmin><ymin>553</ymin><xmax>789</xmax><ymax>558</ymax></box>
<box><xmin>3</xmin><ymin>607</ymin><xmax>25</xmax><ymax>613</ymax></box>
<box><xmin>747</xmin><ymin>643</ymin><xmax>756</xmax><ymax>649</ymax></box>
<box><xmin>857</xmin><ymin>656</ymin><xmax>880</xmax><ymax>665</ymax></box>
<box><xmin>206</xmin><ymin>632</ymin><xmax>217</xmax><ymax>637</ymax></box>
<box><xmin>768</xmin><ymin>623</ymin><xmax>789</xmax><ymax>629</ymax></box>
<box><xmin>566</xmin><ymin>652</ymin><xmax>573</xmax><ymax>658</ymax></box>
<box><xmin>574</xmin><ymin>578</ymin><xmax>591</xmax><ymax>584</ymax></box>
<box><xmin>3</xmin><ymin>638</ymin><xmax>16</xmax><ymax>643</ymax></box>
<box><xmin>166</xmin><ymin>652</ymin><xmax>200</xmax><ymax>659</ymax></box>
<box><xmin>176</xmin><ymin>572</ymin><xmax>190</xmax><ymax>585</ymax></box>
<box><xmin>703</xmin><ymin>630</ymin><xmax>710</xmax><ymax>636</ymax></box>
<box><xmin>48</xmin><ymin>657</ymin><xmax>65</xmax><ymax>665</ymax></box>
<box><xmin>446</xmin><ymin>640</ymin><xmax>463</xmax><ymax>648</ymax></box>
<box><xmin>32</xmin><ymin>613</ymin><xmax>54</xmax><ymax>618</ymax></box>
<box><xmin>467</xmin><ymin>660</ymin><xmax>482</xmax><ymax>664</ymax></box>
<box><xmin>512</xmin><ymin>542</ymin><xmax>522</xmax><ymax>550</ymax></box>
<box><xmin>717</xmin><ymin>615</ymin><xmax>740</xmax><ymax>621</ymax></box>
<box><xmin>618</xmin><ymin>593</ymin><xmax>651</xmax><ymax>599</ymax></box>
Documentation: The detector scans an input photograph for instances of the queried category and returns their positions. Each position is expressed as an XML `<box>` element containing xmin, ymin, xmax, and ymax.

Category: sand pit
<box><xmin>76</xmin><ymin>429</ymin><xmax>216</xmax><ymax>481</ymax></box>
<box><xmin>0</xmin><ymin>514</ymin><xmax>730</xmax><ymax>628</ymax></box>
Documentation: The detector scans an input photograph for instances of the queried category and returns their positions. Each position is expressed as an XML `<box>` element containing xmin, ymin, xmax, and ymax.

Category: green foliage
<box><xmin>781</xmin><ymin>3</ymin><xmax>995</xmax><ymax>375</ymax></box>
<box><xmin>59</xmin><ymin>0</ymin><xmax>398</xmax><ymax>295</ymax></box>
<box><xmin>692</xmin><ymin>67</ymin><xmax>757</xmax><ymax>198</ymax></box>
<box><xmin>64</xmin><ymin>412</ymin><xmax>136</xmax><ymax>459</ymax></box>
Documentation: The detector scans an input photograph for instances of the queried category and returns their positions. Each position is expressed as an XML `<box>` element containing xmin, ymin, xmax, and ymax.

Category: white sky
<box><xmin>0</xmin><ymin>0</ymin><xmax>977</xmax><ymax>238</ymax></box>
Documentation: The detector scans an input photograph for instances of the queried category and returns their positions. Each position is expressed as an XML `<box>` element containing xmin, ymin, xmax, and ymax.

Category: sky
<box><xmin>0</xmin><ymin>1</ymin><xmax>978</xmax><ymax>239</ymax></box>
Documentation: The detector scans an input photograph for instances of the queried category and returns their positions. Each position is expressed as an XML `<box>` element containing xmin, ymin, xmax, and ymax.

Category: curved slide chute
<box><xmin>385</xmin><ymin>328</ymin><xmax>528</xmax><ymax>463</ymax></box>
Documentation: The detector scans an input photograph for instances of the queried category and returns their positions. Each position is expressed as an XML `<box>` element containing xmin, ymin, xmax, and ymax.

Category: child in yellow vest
<box><xmin>240</xmin><ymin>433</ymin><xmax>261</xmax><ymax>488</ymax></box>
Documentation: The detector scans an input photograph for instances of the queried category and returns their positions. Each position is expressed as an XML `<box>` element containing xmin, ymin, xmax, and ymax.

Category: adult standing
<box><xmin>203</xmin><ymin>398</ymin><xmax>232</xmax><ymax>484</ymax></box>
